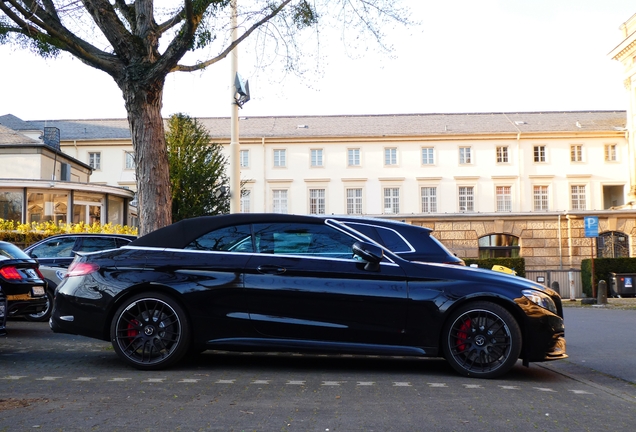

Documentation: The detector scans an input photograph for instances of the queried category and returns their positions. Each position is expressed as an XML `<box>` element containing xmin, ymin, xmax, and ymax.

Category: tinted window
<box><xmin>344</xmin><ymin>222</ymin><xmax>411</xmax><ymax>253</ymax></box>
<box><xmin>0</xmin><ymin>242</ymin><xmax>31</xmax><ymax>260</ymax></box>
<box><xmin>186</xmin><ymin>224</ymin><xmax>253</xmax><ymax>252</ymax></box>
<box><xmin>29</xmin><ymin>237</ymin><xmax>76</xmax><ymax>258</ymax></box>
<box><xmin>80</xmin><ymin>237</ymin><xmax>120</xmax><ymax>252</ymax></box>
<box><xmin>253</xmin><ymin>223</ymin><xmax>353</xmax><ymax>258</ymax></box>
<box><xmin>115</xmin><ymin>238</ymin><xmax>133</xmax><ymax>248</ymax></box>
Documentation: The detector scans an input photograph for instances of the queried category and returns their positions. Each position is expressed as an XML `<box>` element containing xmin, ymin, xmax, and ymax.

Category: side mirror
<box><xmin>352</xmin><ymin>241</ymin><xmax>383</xmax><ymax>271</ymax></box>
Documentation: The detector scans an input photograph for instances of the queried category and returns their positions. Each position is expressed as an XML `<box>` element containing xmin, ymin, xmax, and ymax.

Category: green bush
<box><xmin>462</xmin><ymin>257</ymin><xmax>525</xmax><ymax>278</ymax></box>
<box><xmin>581</xmin><ymin>257</ymin><xmax>636</xmax><ymax>297</ymax></box>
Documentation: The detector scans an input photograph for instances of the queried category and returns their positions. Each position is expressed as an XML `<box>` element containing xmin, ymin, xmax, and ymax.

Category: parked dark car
<box><xmin>0</xmin><ymin>241</ymin><xmax>47</xmax><ymax>319</ymax></box>
<box><xmin>329</xmin><ymin>216</ymin><xmax>465</xmax><ymax>265</ymax></box>
<box><xmin>51</xmin><ymin>214</ymin><xmax>567</xmax><ymax>378</ymax></box>
<box><xmin>23</xmin><ymin>233</ymin><xmax>136</xmax><ymax>322</ymax></box>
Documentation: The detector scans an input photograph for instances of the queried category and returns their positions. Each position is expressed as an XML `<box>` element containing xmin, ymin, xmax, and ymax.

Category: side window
<box><xmin>375</xmin><ymin>227</ymin><xmax>411</xmax><ymax>253</ymax></box>
<box><xmin>186</xmin><ymin>225</ymin><xmax>253</xmax><ymax>252</ymax></box>
<box><xmin>115</xmin><ymin>238</ymin><xmax>133</xmax><ymax>248</ymax></box>
<box><xmin>79</xmin><ymin>237</ymin><xmax>119</xmax><ymax>252</ymax></box>
<box><xmin>29</xmin><ymin>237</ymin><xmax>77</xmax><ymax>258</ymax></box>
<box><xmin>253</xmin><ymin>223</ymin><xmax>353</xmax><ymax>259</ymax></box>
<box><xmin>345</xmin><ymin>222</ymin><xmax>410</xmax><ymax>253</ymax></box>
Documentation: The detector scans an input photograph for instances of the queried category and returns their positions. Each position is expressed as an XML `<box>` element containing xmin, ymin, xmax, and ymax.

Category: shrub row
<box><xmin>0</xmin><ymin>219</ymin><xmax>138</xmax><ymax>248</ymax></box>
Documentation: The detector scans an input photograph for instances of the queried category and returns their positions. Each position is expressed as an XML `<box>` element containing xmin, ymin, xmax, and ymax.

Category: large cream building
<box><xmin>2</xmin><ymin>111</ymin><xmax>633</xmax><ymax>286</ymax></box>
<box><xmin>2</xmin><ymin>14</ymin><xmax>636</xmax><ymax>298</ymax></box>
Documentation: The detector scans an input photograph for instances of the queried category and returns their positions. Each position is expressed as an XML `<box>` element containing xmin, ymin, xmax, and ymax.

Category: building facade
<box><xmin>0</xmin><ymin>120</ymin><xmax>134</xmax><ymax>226</ymax></box>
<box><xmin>2</xmin><ymin>111</ymin><xmax>632</xmax><ymax>273</ymax></box>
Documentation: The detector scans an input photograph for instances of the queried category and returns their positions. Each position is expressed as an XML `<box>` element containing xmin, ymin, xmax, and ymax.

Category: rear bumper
<box><xmin>7</xmin><ymin>295</ymin><xmax>47</xmax><ymax>316</ymax></box>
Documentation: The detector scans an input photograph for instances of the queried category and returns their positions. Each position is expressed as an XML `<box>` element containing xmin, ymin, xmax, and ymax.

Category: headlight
<box><xmin>522</xmin><ymin>289</ymin><xmax>557</xmax><ymax>314</ymax></box>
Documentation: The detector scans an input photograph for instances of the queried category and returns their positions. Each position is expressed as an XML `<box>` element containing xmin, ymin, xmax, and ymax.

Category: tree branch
<box><xmin>172</xmin><ymin>0</ymin><xmax>294</xmax><ymax>73</ymax></box>
<box><xmin>80</xmin><ymin>0</ymin><xmax>137</xmax><ymax>61</ymax></box>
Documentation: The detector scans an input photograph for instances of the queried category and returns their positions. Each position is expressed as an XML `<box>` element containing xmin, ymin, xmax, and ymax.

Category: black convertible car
<box><xmin>50</xmin><ymin>214</ymin><xmax>567</xmax><ymax>378</ymax></box>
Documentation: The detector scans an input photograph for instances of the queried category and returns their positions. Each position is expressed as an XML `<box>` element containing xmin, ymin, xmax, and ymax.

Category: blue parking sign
<box><xmin>584</xmin><ymin>216</ymin><xmax>598</xmax><ymax>238</ymax></box>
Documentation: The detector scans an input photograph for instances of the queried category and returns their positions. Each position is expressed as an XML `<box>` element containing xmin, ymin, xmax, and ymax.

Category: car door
<box><xmin>244</xmin><ymin>221</ymin><xmax>409</xmax><ymax>345</ymax></box>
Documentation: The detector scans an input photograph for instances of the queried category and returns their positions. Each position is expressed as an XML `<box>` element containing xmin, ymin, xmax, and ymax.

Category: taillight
<box><xmin>0</xmin><ymin>266</ymin><xmax>22</xmax><ymax>280</ymax></box>
<box><xmin>66</xmin><ymin>262</ymin><xmax>100</xmax><ymax>277</ymax></box>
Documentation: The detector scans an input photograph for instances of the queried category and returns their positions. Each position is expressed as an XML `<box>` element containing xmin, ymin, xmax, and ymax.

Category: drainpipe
<box><xmin>566</xmin><ymin>214</ymin><xmax>573</xmax><ymax>268</ymax></box>
<box><xmin>558</xmin><ymin>213</ymin><xmax>563</xmax><ymax>269</ymax></box>
<box><xmin>262</xmin><ymin>137</ymin><xmax>266</xmax><ymax>212</ymax></box>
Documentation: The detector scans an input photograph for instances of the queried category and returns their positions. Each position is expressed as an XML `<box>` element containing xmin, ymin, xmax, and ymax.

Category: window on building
<box><xmin>241</xmin><ymin>190</ymin><xmax>251</xmax><ymax>213</ymax></box>
<box><xmin>458</xmin><ymin>186</ymin><xmax>474</xmax><ymax>212</ymax></box>
<box><xmin>422</xmin><ymin>147</ymin><xmax>435</xmax><ymax>165</ymax></box>
<box><xmin>479</xmin><ymin>234</ymin><xmax>520</xmax><ymax>258</ymax></box>
<box><xmin>459</xmin><ymin>147</ymin><xmax>472</xmax><ymax>164</ymax></box>
<box><xmin>0</xmin><ymin>191</ymin><xmax>23</xmax><ymax>223</ymax></box>
<box><xmin>272</xmin><ymin>189</ymin><xmax>288</xmax><ymax>213</ymax></box>
<box><xmin>383</xmin><ymin>188</ymin><xmax>400</xmax><ymax>214</ymax></box>
<box><xmin>346</xmin><ymin>188</ymin><xmax>363</xmax><ymax>215</ymax></box>
<box><xmin>496</xmin><ymin>146</ymin><xmax>508</xmax><ymax>163</ymax></box>
<box><xmin>571</xmin><ymin>185</ymin><xmax>586</xmax><ymax>210</ymax></box>
<box><xmin>533</xmin><ymin>185</ymin><xmax>549</xmax><ymax>211</ymax></box>
<box><xmin>605</xmin><ymin>144</ymin><xmax>617</xmax><ymax>162</ymax></box>
<box><xmin>597</xmin><ymin>231</ymin><xmax>629</xmax><ymax>258</ymax></box>
<box><xmin>570</xmin><ymin>145</ymin><xmax>583</xmax><ymax>162</ymax></box>
<box><xmin>311</xmin><ymin>149</ymin><xmax>323</xmax><ymax>167</ymax></box>
<box><xmin>496</xmin><ymin>186</ymin><xmax>512</xmax><ymax>212</ymax></box>
<box><xmin>348</xmin><ymin>148</ymin><xmax>361</xmax><ymax>166</ymax></box>
<box><xmin>309</xmin><ymin>189</ymin><xmax>326</xmax><ymax>214</ymax></box>
<box><xmin>240</xmin><ymin>150</ymin><xmax>249</xmax><ymax>168</ymax></box>
<box><xmin>125</xmin><ymin>151</ymin><xmax>135</xmax><ymax>170</ymax></box>
<box><xmin>384</xmin><ymin>148</ymin><xmax>398</xmax><ymax>166</ymax></box>
<box><xmin>273</xmin><ymin>149</ymin><xmax>286</xmax><ymax>167</ymax></box>
<box><xmin>533</xmin><ymin>145</ymin><xmax>546</xmax><ymax>162</ymax></box>
<box><xmin>421</xmin><ymin>187</ymin><xmax>437</xmax><ymax>213</ymax></box>
<box><xmin>89</xmin><ymin>152</ymin><xmax>101</xmax><ymax>170</ymax></box>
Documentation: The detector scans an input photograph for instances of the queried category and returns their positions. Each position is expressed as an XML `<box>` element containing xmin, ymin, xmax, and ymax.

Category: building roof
<box><xmin>0</xmin><ymin>124</ymin><xmax>40</xmax><ymax>145</ymax></box>
<box><xmin>2</xmin><ymin>111</ymin><xmax>627</xmax><ymax>141</ymax></box>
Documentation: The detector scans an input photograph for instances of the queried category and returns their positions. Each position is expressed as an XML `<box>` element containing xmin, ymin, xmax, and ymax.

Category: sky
<box><xmin>1</xmin><ymin>0</ymin><xmax>635</xmax><ymax>121</ymax></box>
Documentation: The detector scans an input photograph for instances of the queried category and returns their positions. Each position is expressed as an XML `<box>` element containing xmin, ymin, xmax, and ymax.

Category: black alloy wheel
<box><xmin>24</xmin><ymin>289</ymin><xmax>54</xmax><ymax>322</ymax></box>
<box><xmin>442</xmin><ymin>301</ymin><xmax>521</xmax><ymax>379</ymax></box>
<box><xmin>110</xmin><ymin>292</ymin><xmax>191</xmax><ymax>370</ymax></box>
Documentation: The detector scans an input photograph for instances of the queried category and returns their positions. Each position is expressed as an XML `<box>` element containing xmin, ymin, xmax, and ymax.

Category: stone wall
<box><xmin>405</xmin><ymin>212</ymin><xmax>636</xmax><ymax>271</ymax></box>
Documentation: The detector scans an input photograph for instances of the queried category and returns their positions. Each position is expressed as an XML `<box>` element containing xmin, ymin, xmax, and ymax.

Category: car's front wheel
<box><xmin>110</xmin><ymin>292</ymin><xmax>191</xmax><ymax>370</ymax></box>
<box><xmin>442</xmin><ymin>301</ymin><xmax>521</xmax><ymax>379</ymax></box>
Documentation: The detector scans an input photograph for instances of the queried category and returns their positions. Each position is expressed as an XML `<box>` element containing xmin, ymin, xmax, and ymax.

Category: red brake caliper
<box><xmin>456</xmin><ymin>319</ymin><xmax>471</xmax><ymax>352</ymax></box>
<box><xmin>127</xmin><ymin>319</ymin><xmax>140</xmax><ymax>339</ymax></box>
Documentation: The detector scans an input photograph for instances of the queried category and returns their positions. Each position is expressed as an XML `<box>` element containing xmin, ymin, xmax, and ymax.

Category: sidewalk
<box><xmin>561</xmin><ymin>297</ymin><xmax>636</xmax><ymax>310</ymax></box>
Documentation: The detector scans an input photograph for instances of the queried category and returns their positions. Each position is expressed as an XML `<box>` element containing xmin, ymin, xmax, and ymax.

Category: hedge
<box><xmin>0</xmin><ymin>219</ymin><xmax>137</xmax><ymax>248</ymax></box>
<box><xmin>581</xmin><ymin>257</ymin><xmax>636</xmax><ymax>297</ymax></box>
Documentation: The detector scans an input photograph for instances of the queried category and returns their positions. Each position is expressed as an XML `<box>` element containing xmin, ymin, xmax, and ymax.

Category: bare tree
<box><xmin>0</xmin><ymin>0</ymin><xmax>410</xmax><ymax>234</ymax></box>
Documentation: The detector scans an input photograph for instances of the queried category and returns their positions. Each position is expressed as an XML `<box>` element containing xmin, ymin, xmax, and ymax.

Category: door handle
<box><xmin>257</xmin><ymin>265</ymin><xmax>286</xmax><ymax>275</ymax></box>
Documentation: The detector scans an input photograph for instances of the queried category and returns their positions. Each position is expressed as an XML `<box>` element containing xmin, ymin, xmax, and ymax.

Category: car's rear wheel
<box><xmin>24</xmin><ymin>288</ymin><xmax>54</xmax><ymax>322</ymax></box>
<box><xmin>110</xmin><ymin>292</ymin><xmax>191</xmax><ymax>370</ymax></box>
<box><xmin>442</xmin><ymin>301</ymin><xmax>521</xmax><ymax>379</ymax></box>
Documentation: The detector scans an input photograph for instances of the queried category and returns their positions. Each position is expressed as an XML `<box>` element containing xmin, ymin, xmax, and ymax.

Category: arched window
<box><xmin>478</xmin><ymin>234</ymin><xmax>520</xmax><ymax>259</ymax></box>
<box><xmin>597</xmin><ymin>231</ymin><xmax>629</xmax><ymax>258</ymax></box>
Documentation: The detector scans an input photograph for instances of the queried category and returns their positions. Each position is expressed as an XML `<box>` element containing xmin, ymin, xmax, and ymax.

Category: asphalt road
<box><xmin>540</xmin><ymin>306</ymin><xmax>636</xmax><ymax>399</ymax></box>
<box><xmin>1</xmin><ymin>307</ymin><xmax>636</xmax><ymax>431</ymax></box>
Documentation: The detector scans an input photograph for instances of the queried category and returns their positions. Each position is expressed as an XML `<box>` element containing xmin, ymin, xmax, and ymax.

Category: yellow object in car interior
<box><xmin>491</xmin><ymin>265</ymin><xmax>517</xmax><ymax>275</ymax></box>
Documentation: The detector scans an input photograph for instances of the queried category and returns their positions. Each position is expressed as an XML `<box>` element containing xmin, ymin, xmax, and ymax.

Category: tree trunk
<box><xmin>120</xmin><ymin>78</ymin><xmax>172</xmax><ymax>236</ymax></box>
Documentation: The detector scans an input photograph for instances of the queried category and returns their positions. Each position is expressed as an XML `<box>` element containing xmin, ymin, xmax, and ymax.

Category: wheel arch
<box><xmin>101</xmin><ymin>282</ymin><xmax>194</xmax><ymax>342</ymax></box>
<box><xmin>437</xmin><ymin>294</ymin><xmax>527</xmax><ymax>354</ymax></box>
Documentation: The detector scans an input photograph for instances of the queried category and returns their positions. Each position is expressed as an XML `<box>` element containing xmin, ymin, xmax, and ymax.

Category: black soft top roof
<box><xmin>129</xmin><ymin>213</ymin><xmax>336</xmax><ymax>249</ymax></box>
